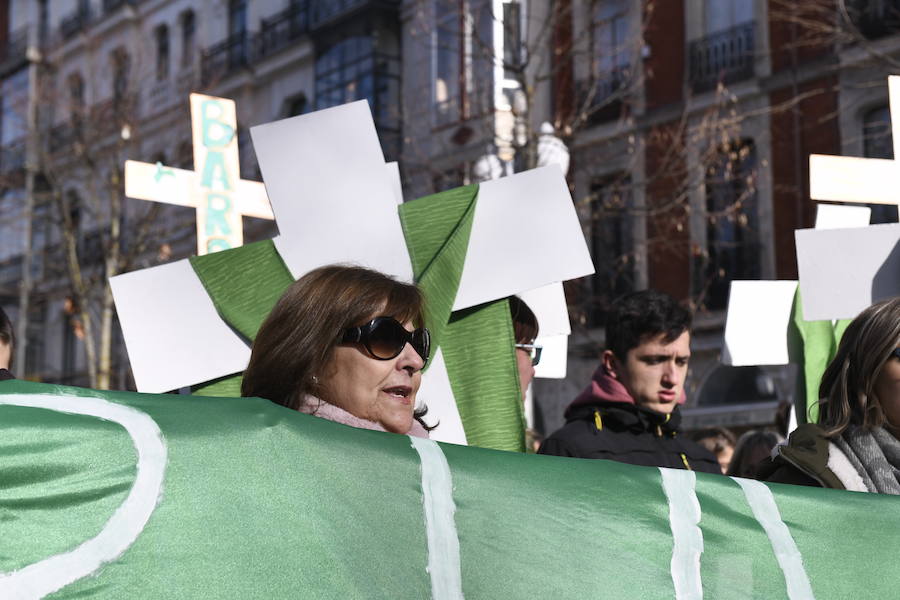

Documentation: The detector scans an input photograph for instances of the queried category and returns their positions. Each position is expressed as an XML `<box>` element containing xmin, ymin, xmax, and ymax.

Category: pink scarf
<box><xmin>565</xmin><ymin>366</ymin><xmax>685</xmax><ymax>418</ymax></box>
<box><xmin>301</xmin><ymin>396</ymin><xmax>429</xmax><ymax>438</ymax></box>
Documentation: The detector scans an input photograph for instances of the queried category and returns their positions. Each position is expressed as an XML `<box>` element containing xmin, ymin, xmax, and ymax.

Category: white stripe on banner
<box><xmin>732</xmin><ymin>477</ymin><xmax>815</xmax><ymax>600</ymax></box>
<box><xmin>0</xmin><ymin>392</ymin><xmax>167</xmax><ymax>600</ymax></box>
<box><xmin>409</xmin><ymin>436</ymin><xmax>464</xmax><ymax>600</ymax></box>
<box><xmin>660</xmin><ymin>467</ymin><xmax>704</xmax><ymax>600</ymax></box>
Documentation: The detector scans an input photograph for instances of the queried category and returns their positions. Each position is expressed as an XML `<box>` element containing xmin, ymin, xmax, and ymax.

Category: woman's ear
<box><xmin>602</xmin><ymin>350</ymin><xmax>618</xmax><ymax>379</ymax></box>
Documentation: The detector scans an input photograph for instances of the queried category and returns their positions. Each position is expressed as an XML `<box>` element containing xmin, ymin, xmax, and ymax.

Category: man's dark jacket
<box><xmin>0</xmin><ymin>368</ymin><xmax>13</xmax><ymax>381</ymax></box>
<box><xmin>538</xmin><ymin>400</ymin><xmax>721</xmax><ymax>473</ymax></box>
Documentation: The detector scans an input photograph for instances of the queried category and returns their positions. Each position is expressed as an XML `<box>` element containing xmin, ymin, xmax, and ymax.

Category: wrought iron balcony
<box><xmin>256</xmin><ymin>1</ymin><xmax>309</xmax><ymax>59</ymax></box>
<box><xmin>201</xmin><ymin>31</ymin><xmax>249</xmax><ymax>85</ymax></box>
<box><xmin>309</xmin><ymin>0</ymin><xmax>399</xmax><ymax>30</ymax></box>
<box><xmin>60</xmin><ymin>6</ymin><xmax>92</xmax><ymax>40</ymax></box>
<box><xmin>689</xmin><ymin>22</ymin><xmax>755</xmax><ymax>93</ymax></box>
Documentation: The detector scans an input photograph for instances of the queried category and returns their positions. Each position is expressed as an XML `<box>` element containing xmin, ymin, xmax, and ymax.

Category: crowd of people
<box><xmin>3</xmin><ymin>264</ymin><xmax>899</xmax><ymax>494</ymax></box>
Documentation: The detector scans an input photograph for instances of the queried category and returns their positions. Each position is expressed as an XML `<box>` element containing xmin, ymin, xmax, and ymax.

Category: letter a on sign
<box><xmin>191</xmin><ymin>94</ymin><xmax>242</xmax><ymax>254</ymax></box>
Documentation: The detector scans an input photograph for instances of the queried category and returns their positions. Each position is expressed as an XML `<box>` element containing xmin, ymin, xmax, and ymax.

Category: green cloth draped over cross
<box><xmin>190</xmin><ymin>183</ymin><xmax>525</xmax><ymax>452</ymax></box>
<box><xmin>3</xmin><ymin>378</ymin><xmax>899</xmax><ymax>599</ymax></box>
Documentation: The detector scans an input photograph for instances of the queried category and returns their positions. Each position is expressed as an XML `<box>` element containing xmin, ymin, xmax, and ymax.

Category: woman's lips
<box><xmin>383</xmin><ymin>386</ymin><xmax>413</xmax><ymax>404</ymax></box>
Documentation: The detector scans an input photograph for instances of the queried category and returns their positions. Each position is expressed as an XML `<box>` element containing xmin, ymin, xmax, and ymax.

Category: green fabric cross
<box><xmin>187</xmin><ymin>185</ymin><xmax>524</xmax><ymax>452</ymax></box>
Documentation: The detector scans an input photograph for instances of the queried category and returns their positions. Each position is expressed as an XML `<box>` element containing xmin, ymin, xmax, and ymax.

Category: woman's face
<box><xmin>515</xmin><ymin>347</ymin><xmax>535</xmax><ymax>402</ymax></box>
<box><xmin>875</xmin><ymin>350</ymin><xmax>900</xmax><ymax>433</ymax></box>
<box><xmin>319</xmin><ymin>318</ymin><xmax>424</xmax><ymax>434</ymax></box>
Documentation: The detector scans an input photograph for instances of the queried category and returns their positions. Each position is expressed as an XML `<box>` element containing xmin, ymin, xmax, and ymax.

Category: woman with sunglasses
<box><xmin>242</xmin><ymin>265</ymin><xmax>432</xmax><ymax>437</ymax></box>
<box><xmin>761</xmin><ymin>297</ymin><xmax>900</xmax><ymax>493</ymax></box>
<box><xmin>509</xmin><ymin>295</ymin><xmax>541</xmax><ymax>402</ymax></box>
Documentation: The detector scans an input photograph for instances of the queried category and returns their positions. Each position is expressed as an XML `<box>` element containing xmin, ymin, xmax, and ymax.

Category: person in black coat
<box><xmin>0</xmin><ymin>306</ymin><xmax>15</xmax><ymax>381</ymax></box>
<box><xmin>539</xmin><ymin>290</ymin><xmax>719</xmax><ymax>474</ymax></box>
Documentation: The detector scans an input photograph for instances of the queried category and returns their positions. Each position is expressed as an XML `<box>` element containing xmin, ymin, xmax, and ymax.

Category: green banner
<box><xmin>2</xmin><ymin>380</ymin><xmax>898</xmax><ymax>598</ymax></box>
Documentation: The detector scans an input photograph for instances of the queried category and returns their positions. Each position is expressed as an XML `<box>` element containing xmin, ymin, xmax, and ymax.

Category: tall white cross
<box><xmin>124</xmin><ymin>93</ymin><xmax>273</xmax><ymax>255</ymax></box>
<box><xmin>809</xmin><ymin>75</ymin><xmax>900</xmax><ymax>210</ymax></box>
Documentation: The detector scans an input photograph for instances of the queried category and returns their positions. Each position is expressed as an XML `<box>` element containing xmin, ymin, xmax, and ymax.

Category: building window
<box><xmin>155</xmin><ymin>24</ymin><xmax>170</xmax><ymax>81</ymax></box>
<box><xmin>315</xmin><ymin>34</ymin><xmax>401</xmax><ymax>158</ymax></box>
<box><xmin>863</xmin><ymin>105</ymin><xmax>898</xmax><ymax>224</ymax></box>
<box><xmin>689</xmin><ymin>0</ymin><xmax>755</xmax><ymax>92</ymax></box>
<box><xmin>589</xmin><ymin>174</ymin><xmax>634</xmax><ymax>324</ymax></box>
<box><xmin>702</xmin><ymin>139</ymin><xmax>760</xmax><ymax>310</ymax></box>
<box><xmin>229</xmin><ymin>0</ymin><xmax>247</xmax><ymax>36</ymax></box>
<box><xmin>68</xmin><ymin>73</ymin><xmax>85</xmax><ymax>138</ymax></box>
<box><xmin>111</xmin><ymin>49</ymin><xmax>130</xmax><ymax>106</ymax></box>
<box><xmin>503</xmin><ymin>1</ymin><xmax>523</xmax><ymax>80</ymax></box>
<box><xmin>434</xmin><ymin>0</ymin><xmax>462</xmax><ymax>126</ymax></box>
<box><xmin>704</xmin><ymin>0</ymin><xmax>753</xmax><ymax>34</ymax></box>
<box><xmin>583</xmin><ymin>0</ymin><xmax>632</xmax><ymax>109</ymax></box>
<box><xmin>847</xmin><ymin>0</ymin><xmax>900</xmax><ymax>39</ymax></box>
<box><xmin>181</xmin><ymin>10</ymin><xmax>195</xmax><ymax>68</ymax></box>
<box><xmin>285</xmin><ymin>94</ymin><xmax>308</xmax><ymax>117</ymax></box>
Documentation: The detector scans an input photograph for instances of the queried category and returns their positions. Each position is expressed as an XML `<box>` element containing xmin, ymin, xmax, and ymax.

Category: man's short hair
<box><xmin>605</xmin><ymin>290</ymin><xmax>692</xmax><ymax>359</ymax></box>
<box><xmin>0</xmin><ymin>306</ymin><xmax>14</xmax><ymax>368</ymax></box>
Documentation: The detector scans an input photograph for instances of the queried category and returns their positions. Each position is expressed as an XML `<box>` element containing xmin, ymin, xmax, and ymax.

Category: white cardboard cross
<box><xmin>124</xmin><ymin>94</ymin><xmax>273</xmax><ymax>256</ymax></box>
<box><xmin>111</xmin><ymin>100</ymin><xmax>595</xmax><ymax>444</ymax></box>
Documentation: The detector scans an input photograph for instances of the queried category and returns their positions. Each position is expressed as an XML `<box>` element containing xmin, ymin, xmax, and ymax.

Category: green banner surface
<box><xmin>2</xmin><ymin>380</ymin><xmax>898</xmax><ymax>599</ymax></box>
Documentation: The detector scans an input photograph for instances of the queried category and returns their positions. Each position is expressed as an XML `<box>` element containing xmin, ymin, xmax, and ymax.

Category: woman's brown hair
<box><xmin>241</xmin><ymin>264</ymin><xmax>424</xmax><ymax>411</ymax></box>
<box><xmin>817</xmin><ymin>297</ymin><xmax>900</xmax><ymax>436</ymax></box>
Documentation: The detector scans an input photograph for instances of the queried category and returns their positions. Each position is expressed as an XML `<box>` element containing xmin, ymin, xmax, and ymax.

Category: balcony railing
<box><xmin>256</xmin><ymin>2</ymin><xmax>309</xmax><ymax>60</ymax></box>
<box><xmin>309</xmin><ymin>0</ymin><xmax>399</xmax><ymax>30</ymax></box>
<box><xmin>60</xmin><ymin>6</ymin><xmax>92</xmax><ymax>40</ymax></box>
<box><xmin>689</xmin><ymin>22</ymin><xmax>755</xmax><ymax>93</ymax></box>
<box><xmin>201</xmin><ymin>31</ymin><xmax>249</xmax><ymax>85</ymax></box>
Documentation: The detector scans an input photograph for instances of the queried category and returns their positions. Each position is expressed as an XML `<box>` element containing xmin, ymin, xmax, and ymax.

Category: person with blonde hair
<box><xmin>762</xmin><ymin>297</ymin><xmax>900</xmax><ymax>493</ymax></box>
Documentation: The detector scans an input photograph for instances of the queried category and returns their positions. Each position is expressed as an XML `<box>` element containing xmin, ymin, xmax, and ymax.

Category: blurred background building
<box><xmin>0</xmin><ymin>0</ymin><xmax>897</xmax><ymax>435</ymax></box>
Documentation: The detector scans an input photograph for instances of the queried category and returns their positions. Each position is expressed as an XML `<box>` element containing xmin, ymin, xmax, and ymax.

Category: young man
<box><xmin>539</xmin><ymin>290</ymin><xmax>719</xmax><ymax>473</ymax></box>
<box><xmin>0</xmin><ymin>306</ymin><xmax>14</xmax><ymax>381</ymax></box>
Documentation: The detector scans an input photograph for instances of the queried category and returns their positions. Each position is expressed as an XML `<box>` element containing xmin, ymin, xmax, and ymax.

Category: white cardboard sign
<box><xmin>814</xmin><ymin>203</ymin><xmax>871</xmax><ymax>229</ymax></box>
<box><xmin>796</xmin><ymin>223</ymin><xmax>900</xmax><ymax>321</ymax></box>
<box><xmin>722</xmin><ymin>280</ymin><xmax>798</xmax><ymax>366</ymax></box>
<box><xmin>252</xmin><ymin>101</ymin><xmax>414</xmax><ymax>283</ymax></box>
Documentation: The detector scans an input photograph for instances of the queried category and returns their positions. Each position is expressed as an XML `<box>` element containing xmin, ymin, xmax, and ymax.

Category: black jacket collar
<box><xmin>566</xmin><ymin>400</ymin><xmax>682</xmax><ymax>436</ymax></box>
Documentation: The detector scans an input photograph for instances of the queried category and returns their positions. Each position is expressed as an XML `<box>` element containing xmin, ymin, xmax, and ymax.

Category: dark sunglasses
<box><xmin>892</xmin><ymin>348</ymin><xmax>900</xmax><ymax>360</ymax></box>
<box><xmin>341</xmin><ymin>317</ymin><xmax>430</xmax><ymax>364</ymax></box>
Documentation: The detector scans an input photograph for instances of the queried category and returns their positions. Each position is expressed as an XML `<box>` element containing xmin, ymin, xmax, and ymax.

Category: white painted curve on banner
<box><xmin>0</xmin><ymin>392</ymin><xmax>167</xmax><ymax>600</ymax></box>
<box><xmin>409</xmin><ymin>436</ymin><xmax>464</xmax><ymax>600</ymax></box>
<box><xmin>660</xmin><ymin>468</ymin><xmax>704</xmax><ymax>600</ymax></box>
<box><xmin>732</xmin><ymin>477</ymin><xmax>815</xmax><ymax>600</ymax></box>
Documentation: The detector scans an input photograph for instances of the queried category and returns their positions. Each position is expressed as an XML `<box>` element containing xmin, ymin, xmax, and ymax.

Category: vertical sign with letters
<box><xmin>191</xmin><ymin>94</ymin><xmax>242</xmax><ymax>254</ymax></box>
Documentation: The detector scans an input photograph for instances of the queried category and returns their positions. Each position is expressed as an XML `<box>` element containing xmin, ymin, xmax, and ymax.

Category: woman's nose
<box><xmin>397</xmin><ymin>342</ymin><xmax>425</xmax><ymax>373</ymax></box>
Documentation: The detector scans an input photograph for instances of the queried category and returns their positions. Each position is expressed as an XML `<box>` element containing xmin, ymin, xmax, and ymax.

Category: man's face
<box><xmin>604</xmin><ymin>330</ymin><xmax>691</xmax><ymax>414</ymax></box>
